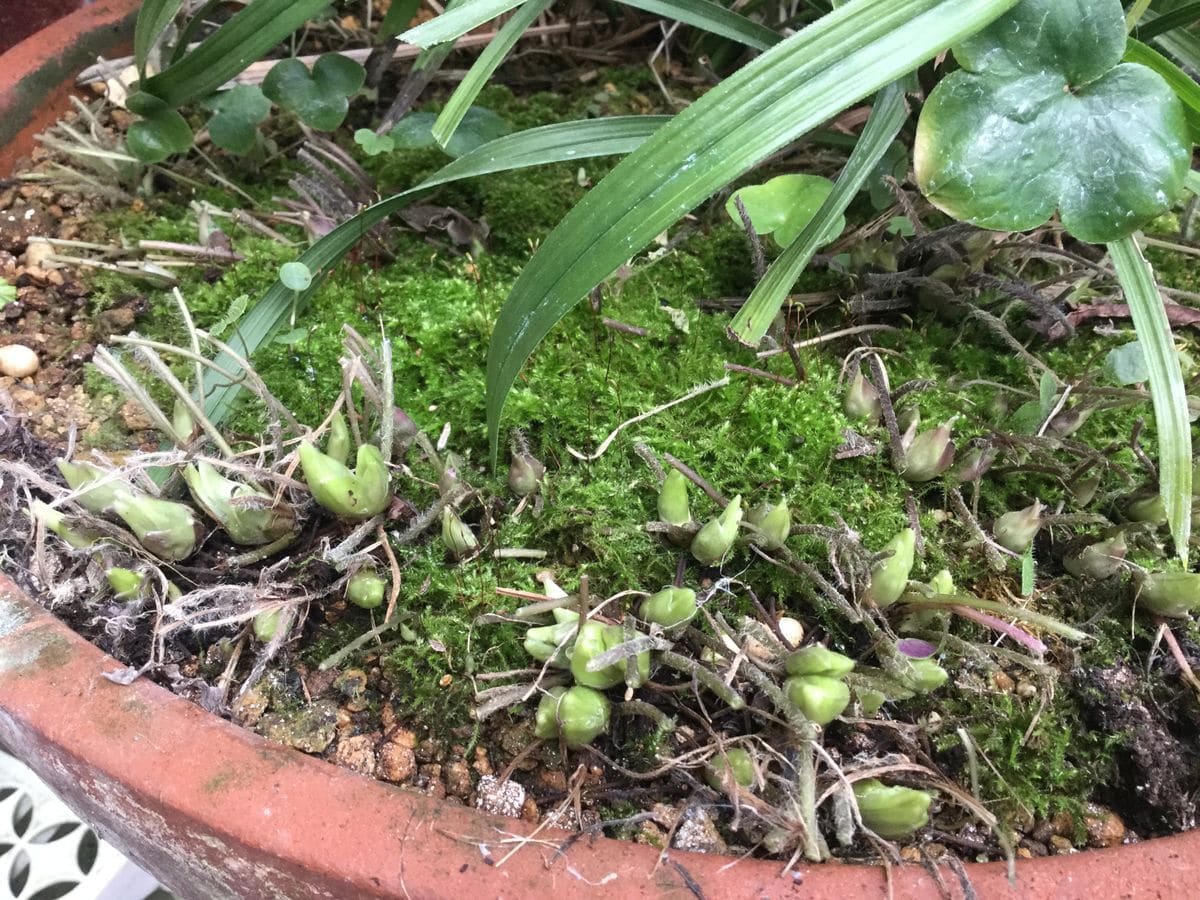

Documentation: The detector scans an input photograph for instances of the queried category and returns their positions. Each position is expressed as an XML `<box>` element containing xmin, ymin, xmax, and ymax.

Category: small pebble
<box><xmin>0</xmin><ymin>344</ymin><xmax>39</xmax><ymax>378</ymax></box>
<box><xmin>474</xmin><ymin>774</ymin><xmax>525</xmax><ymax>819</ymax></box>
<box><xmin>1016</xmin><ymin>680</ymin><xmax>1038</xmax><ymax>700</ymax></box>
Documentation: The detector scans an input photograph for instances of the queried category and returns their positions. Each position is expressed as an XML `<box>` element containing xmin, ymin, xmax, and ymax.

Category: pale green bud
<box><xmin>105</xmin><ymin>567</ymin><xmax>143</xmax><ymax>601</ymax></box>
<box><xmin>533</xmin><ymin>685</ymin><xmax>610</xmax><ymax>748</ymax></box>
<box><xmin>704</xmin><ymin>748</ymin><xmax>755</xmax><ymax>791</ymax></box>
<box><xmin>657</xmin><ymin>469</ymin><xmax>691</xmax><ymax>527</ymax></box>
<box><xmin>856</xmin><ymin>688</ymin><xmax>887</xmax><ymax>716</ymax></box>
<box><xmin>571</xmin><ymin>620</ymin><xmax>649</xmax><ymax>690</ymax></box>
<box><xmin>948</xmin><ymin>445</ymin><xmax>996</xmax><ymax>485</ymax></box>
<box><xmin>326</xmin><ymin>411</ymin><xmax>351</xmax><ymax>466</ymax></box>
<box><xmin>1071</xmin><ymin>473</ymin><xmax>1102</xmax><ymax>507</ymax></box>
<box><xmin>298</xmin><ymin>441</ymin><xmax>390</xmax><ymax>520</ymax></box>
<box><xmin>843</xmin><ymin>373</ymin><xmax>881</xmax><ymax>423</ymax></box>
<box><xmin>508</xmin><ymin>449</ymin><xmax>545</xmax><ymax>498</ymax></box>
<box><xmin>928</xmin><ymin>569</ymin><xmax>955</xmax><ymax>595</ymax></box>
<box><xmin>1135</xmin><ymin>571</ymin><xmax>1200</xmax><ymax>618</ymax></box>
<box><xmin>784</xmin><ymin>674</ymin><xmax>850</xmax><ymax>726</ymax></box>
<box><xmin>254</xmin><ymin>609</ymin><xmax>283</xmax><ymax>642</ymax></box>
<box><xmin>112</xmin><ymin>493</ymin><xmax>203</xmax><ymax>562</ymax></box>
<box><xmin>993</xmin><ymin>500</ymin><xmax>1043</xmax><ymax>554</ymax></box>
<box><xmin>900</xmin><ymin>421</ymin><xmax>955</xmax><ymax>482</ymax></box>
<box><xmin>853</xmin><ymin>779</ymin><xmax>932</xmax><ymax>839</ymax></box>
<box><xmin>171</xmin><ymin>398</ymin><xmax>194</xmax><ymax>445</ymax></box>
<box><xmin>785</xmin><ymin>645</ymin><xmax>855</xmax><ymax>678</ymax></box>
<box><xmin>1064</xmin><ymin>532</ymin><xmax>1127</xmax><ymax>579</ymax></box>
<box><xmin>346</xmin><ymin>570</ymin><xmax>387</xmax><ymax>609</ymax></box>
<box><xmin>1046</xmin><ymin>406</ymin><xmax>1091</xmax><ymax>438</ymax></box>
<box><xmin>523</xmin><ymin>616</ymin><xmax>578</xmax><ymax>668</ymax></box>
<box><xmin>864</xmin><ymin>528</ymin><xmax>916</xmax><ymax>608</ymax></box>
<box><xmin>28</xmin><ymin>500</ymin><xmax>95</xmax><ymax>549</ymax></box>
<box><xmin>441</xmin><ymin>507</ymin><xmax>479</xmax><ymax>560</ymax></box>
<box><xmin>904</xmin><ymin>658</ymin><xmax>948</xmax><ymax>693</ymax></box>
<box><xmin>438</xmin><ymin>451</ymin><xmax>463</xmax><ymax>499</ymax></box>
<box><xmin>183</xmin><ymin>462</ymin><xmax>296</xmax><ymax>546</ymax></box>
<box><xmin>640</xmin><ymin>587</ymin><xmax>698</xmax><ymax>631</ymax></box>
<box><xmin>746</xmin><ymin>500</ymin><xmax>790</xmax><ymax>551</ymax></box>
<box><xmin>691</xmin><ymin>494</ymin><xmax>743</xmax><ymax>566</ymax></box>
<box><xmin>56</xmin><ymin>459</ymin><xmax>130</xmax><ymax>515</ymax></box>
<box><xmin>1126</xmin><ymin>492</ymin><xmax>1167</xmax><ymax>525</ymax></box>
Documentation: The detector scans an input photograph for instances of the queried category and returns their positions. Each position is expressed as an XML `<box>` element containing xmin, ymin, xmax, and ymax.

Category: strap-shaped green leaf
<box><xmin>729</xmin><ymin>79</ymin><xmax>908</xmax><ymax>345</ymax></box>
<box><xmin>433</xmin><ymin>0</ymin><xmax>555</xmax><ymax>149</ymax></box>
<box><xmin>483</xmin><ymin>0</ymin><xmax>1020</xmax><ymax>460</ymax></box>
<box><xmin>143</xmin><ymin>0</ymin><xmax>331</xmax><ymax>108</ymax></box>
<box><xmin>1125</xmin><ymin>37</ymin><xmax>1200</xmax><ymax>143</ymax></box>
<box><xmin>1109</xmin><ymin>236</ymin><xmax>1192</xmax><ymax>563</ymax></box>
<box><xmin>402</xmin><ymin>0</ymin><xmax>780</xmax><ymax>51</ymax></box>
<box><xmin>380</xmin><ymin>0</ymin><xmax>422</xmax><ymax>40</ymax></box>
<box><xmin>201</xmin><ymin>116</ymin><xmax>668</xmax><ymax>424</ymax></box>
<box><xmin>134</xmin><ymin>0</ymin><xmax>185</xmax><ymax>76</ymax></box>
<box><xmin>1136</xmin><ymin>2</ymin><xmax>1200</xmax><ymax>40</ymax></box>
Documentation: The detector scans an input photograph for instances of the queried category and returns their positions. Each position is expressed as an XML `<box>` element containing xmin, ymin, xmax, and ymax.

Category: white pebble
<box><xmin>0</xmin><ymin>344</ymin><xmax>39</xmax><ymax>378</ymax></box>
<box><xmin>24</xmin><ymin>240</ymin><xmax>54</xmax><ymax>270</ymax></box>
<box><xmin>777</xmin><ymin>616</ymin><xmax>804</xmax><ymax>647</ymax></box>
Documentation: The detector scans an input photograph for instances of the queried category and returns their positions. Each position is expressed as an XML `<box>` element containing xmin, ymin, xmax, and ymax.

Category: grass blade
<box><xmin>484</xmin><ymin>0</ymin><xmax>1020</xmax><ymax>460</ymax></box>
<box><xmin>1137</xmin><ymin>2</ymin><xmax>1200</xmax><ymax>41</ymax></box>
<box><xmin>1125</xmin><ymin>38</ymin><xmax>1200</xmax><ymax>142</ymax></box>
<box><xmin>1109</xmin><ymin>235</ymin><xmax>1192</xmax><ymax>563</ymax></box>
<box><xmin>402</xmin><ymin>0</ymin><xmax>780</xmax><ymax>50</ymax></box>
<box><xmin>134</xmin><ymin>0</ymin><xmax>185</xmax><ymax>75</ymax></box>
<box><xmin>202</xmin><ymin>116</ymin><xmax>668</xmax><ymax>423</ymax></box>
<box><xmin>729</xmin><ymin>79</ymin><xmax>909</xmax><ymax>344</ymax></box>
<box><xmin>433</xmin><ymin>0</ymin><xmax>555</xmax><ymax>149</ymax></box>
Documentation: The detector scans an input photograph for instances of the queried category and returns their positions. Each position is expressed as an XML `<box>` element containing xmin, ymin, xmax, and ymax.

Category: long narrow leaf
<box><xmin>402</xmin><ymin>0</ymin><xmax>780</xmax><ymax>51</ymax></box>
<box><xmin>1125</xmin><ymin>38</ymin><xmax>1200</xmax><ymax>143</ymax></box>
<box><xmin>1143</xmin><ymin>8</ymin><xmax>1200</xmax><ymax>71</ymax></box>
<box><xmin>144</xmin><ymin>0</ymin><xmax>330</xmax><ymax>107</ymax></box>
<box><xmin>484</xmin><ymin>0</ymin><xmax>1020</xmax><ymax>460</ymax></box>
<box><xmin>380</xmin><ymin>0</ymin><xmax>422</xmax><ymax>40</ymax></box>
<box><xmin>135</xmin><ymin>0</ymin><xmax>185</xmax><ymax>75</ymax></box>
<box><xmin>1136</xmin><ymin>2</ymin><xmax>1200</xmax><ymax>40</ymax></box>
<box><xmin>433</xmin><ymin>0</ymin><xmax>556</xmax><ymax>149</ymax></box>
<box><xmin>201</xmin><ymin>117</ymin><xmax>668</xmax><ymax>423</ymax></box>
<box><xmin>729</xmin><ymin>80</ymin><xmax>909</xmax><ymax>344</ymax></box>
<box><xmin>1109</xmin><ymin>235</ymin><xmax>1192</xmax><ymax>563</ymax></box>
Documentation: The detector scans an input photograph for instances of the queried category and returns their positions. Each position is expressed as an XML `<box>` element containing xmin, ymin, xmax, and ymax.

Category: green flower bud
<box><xmin>391</xmin><ymin>407</ymin><xmax>419</xmax><ymax>459</ymax></box>
<box><xmin>105</xmin><ymin>567</ymin><xmax>143</xmax><ymax>601</ymax></box>
<box><xmin>298</xmin><ymin>441</ymin><xmax>390</xmax><ymax>520</ymax></box>
<box><xmin>640</xmin><ymin>587</ymin><xmax>698</xmax><ymax>631</ymax></box>
<box><xmin>346</xmin><ymin>570</ymin><xmax>387</xmax><ymax>609</ymax></box>
<box><xmin>657</xmin><ymin>469</ymin><xmax>691</xmax><ymax>527</ymax></box>
<box><xmin>856</xmin><ymin>688</ymin><xmax>887</xmax><ymax>716</ymax></box>
<box><xmin>1046</xmin><ymin>406</ymin><xmax>1091</xmax><ymax>439</ymax></box>
<box><xmin>28</xmin><ymin>500</ymin><xmax>95</xmax><ymax>549</ymax></box>
<box><xmin>948</xmin><ymin>445</ymin><xmax>997</xmax><ymax>485</ymax></box>
<box><xmin>326</xmin><ymin>411</ymin><xmax>351</xmax><ymax>466</ymax></box>
<box><xmin>438</xmin><ymin>451</ymin><xmax>463</xmax><ymax>499</ymax></box>
<box><xmin>254</xmin><ymin>609</ymin><xmax>284</xmax><ymax>642</ymax></box>
<box><xmin>853</xmin><ymin>779</ymin><xmax>932</xmax><ymax>839</ymax></box>
<box><xmin>112</xmin><ymin>493</ymin><xmax>203</xmax><ymax>562</ymax></box>
<box><xmin>1126</xmin><ymin>492</ymin><xmax>1167</xmax><ymax>525</ymax></box>
<box><xmin>441</xmin><ymin>507</ymin><xmax>479</xmax><ymax>560</ymax></box>
<box><xmin>56</xmin><ymin>459</ymin><xmax>130</xmax><ymax>516</ymax></box>
<box><xmin>904</xmin><ymin>658</ymin><xmax>949</xmax><ymax>693</ymax></box>
<box><xmin>691</xmin><ymin>494</ymin><xmax>743</xmax><ymax>566</ymax></box>
<box><xmin>900</xmin><ymin>421</ymin><xmax>955</xmax><ymax>482</ymax></box>
<box><xmin>571</xmin><ymin>620</ymin><xmax>649</xmax><ymax>689</ymax></box>
<box><xmin>928</xmin><ymin>569</ymin><xmax>955</xmax><ymax>595</ymax></box>
<box><xmin>183</xmin><ymin>462</ymin><xmax>296</xmax><ymax>546</ymax></box>
<box><xmin>1135</xmin><ymin>571</ymin><xmax>1200</xmax><ymax>618</ymax></box>
<box><xmin>843</xmin><ymin>372</ymin><xmax>881</xmax><ymax>423</ymax></box>
<box><xmin>508</xmin><ymin>448</ymin><xmax>545</xmax><ymax>498</ymax></box>
<box><xmin>785</xmin><ymin>645</ymin><xmax>855</xmax><ymax>678</ymax></box>
<box><xmin>864</xmin><ymin>528</ymin><xmax>916</xmax><ymax>608</ymax></box>
<box><xmin>993</xmin><ymin>500</ymin><xmax>1043</xmax><ymax>554</ymax></box>
<box><xmin>784</xmin><ymin>674</ymin><xmax>850</xmax><ymax>725</ymax></box>
<box><xmin>1063</xmin><ymin>532</ymin><xmax>1127</xmax><ymax>579</ymax></box>
<box><xmin>1071</xmin><ymin>473</ymin><xmax>1102</xmax><ymax>507</ymax></box>
<box><xmin>704</xmin><ymin>748</ymin><xmax>755</xmax><ymax>791</ymax></box>
<box><xmin>746</xmin><ymin>500</ymin><xmax>790</xmax><ymax>551</ymax></box>
<box><xmin>534</xmin><ymin>685</ymin><xmax>610</xmax><ymax>748</ymax></box>
<box><xmin>523</xmin><ymin>615</ymin><xmax>578</xmax><ymax>668</ymax></box>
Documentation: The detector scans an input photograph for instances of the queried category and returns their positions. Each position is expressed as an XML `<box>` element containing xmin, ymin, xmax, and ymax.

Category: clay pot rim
<box><xmin>2</xmin><ymin>5</ymin><xmax>1199</xmax><ymax>897</ymax></box>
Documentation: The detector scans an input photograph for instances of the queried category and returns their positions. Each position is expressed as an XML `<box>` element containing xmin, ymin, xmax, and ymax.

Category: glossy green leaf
<box><xmin>1104</xmin><ymin>340</ymin><xmax>1151</xmax><ymax>386</ymax></box>
<box><xmin>279</xmin><ymin>262</ymin><xmax>313</xmax><ymax>291</ymax></box>
<box><xmin>391</xmin><ymin>107</ymin><xmax>512</xmax><ymax>157</ymax></box>
<box><xmin>730</xmin><ymin>80</ymin><xmax>908</xmax><ymax>344</ymax></box>
<box><xmin>134</xmin><ymin>0</ymin><xmax>184</xmax><ymax>75</ymax></box>
<box><xmin>355</xmin><ymin>129</ymin><xmax>396</xmax><ymax>156</ymax></box>
<box><xmin>915</xmin><ymin>0</ymin><xmax>1192</xmax><ymax>244</ymax></box>
<box><xmin>725</xmin><ymin>175</ymin><xmax>843</xmax><ymax>247</ymax></box>
<box><xmin>1124</xmin><ymin>37</ymin><xmax>1200</xmax><ymax>143</ymax></box>
<box><xmin>143</xmin><ymin>0</ymin><xmax>331</xmax><ymax>108</ymax></box>
<box><xmin>201</xmin><ymin>116</ymin><xmax>668</xmax><ymax>424</ymax></box>
<box><xmin>433</xmin><ymin>0</ymin><xmax>554</xmax><ymax>149</ymax></box>
<box><xmin>484</xmin><ymin>0</ymin><xmax>1019</xmax><ymax>457</ymax></box>
<box><xmin>1110</xmin><ymin>236</ymin><xmax>1192</xmax><ymax>562</ymax></box>
<box><xmin>869</xmin><ymin>140</ymin><xmax>909</xmax><ymax>210</ymax></box>
<box><xmin>125</xmin><ymin>93</ymin><xmax>193</xmax><ymax>163</ymax></box>
<box><xmin>262</xmin><ymin>54</ymin><xmax>366</xmax><ymax>131</ymax></box>
<box><xmin>206</xmin><ymin>85</ymin><xmax>271</xmax><ymax>155</ymax></box>
<box><xmin>401</xmin><ymin>0</ymin><xmax>780</xmax><ymax>51</ymax></box>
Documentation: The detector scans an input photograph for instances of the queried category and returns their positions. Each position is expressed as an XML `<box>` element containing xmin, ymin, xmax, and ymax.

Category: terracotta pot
<box><xmin>3</xmin><ymin>8</ymin><xmax>1200</xmax><ymax>899</ymax></box>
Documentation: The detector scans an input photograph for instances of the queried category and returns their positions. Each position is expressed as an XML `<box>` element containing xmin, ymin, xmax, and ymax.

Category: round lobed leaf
<box><xmin>725</xmin><ymin>174</ymin><xmax>846</xmax><ymax>248</ymax></box>
<box><xmin>262</xmin><ymin>54</ymin><xmax>366</xmax><ymax>131</ymax></box>
<box><xmin>206</xmin><ymin>85</ymin><xmax>272</xmax><ymax>155</ymax></box>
